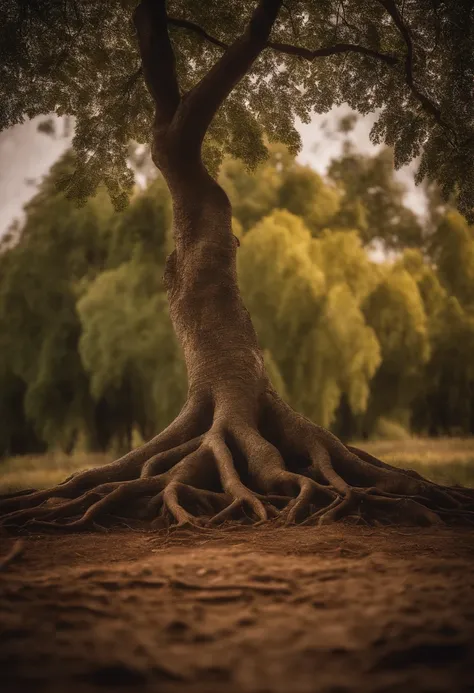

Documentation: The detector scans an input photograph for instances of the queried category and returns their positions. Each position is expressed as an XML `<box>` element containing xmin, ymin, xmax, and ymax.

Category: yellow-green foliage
<box><xmin>277</xmin><ymin>165</ymin><xmax>341</xmax><ymax>235</ymax></box>
<box><xmin>220</xmin><ymin>144</ymin><xmax>341</xmax><ymax>236</ymax></box>
<box><xmin>429</xmin><ymin>212</ymin><xmax>474</xmax><ymax>310</ymax></box>
<box><xmin>364</xmin><ymin>268</ymin><xmax>430</xmax><ymax>374</ymax></box>
<box><xmin>311</xmin><ymin>230</ymin><xmax>380</xmax><ymax>302</ymax></box>
<box><xmin>238</xmin><ymin>211</ymin><xmax>381</xmax><ymax>427</ymax></box>
<box><xmin>328</xmin><ymin>146</ymin><xmax>424</xmax><ymax>249</ymax></box>
<box><xmin>371</xmin><ymin>417</ymin><xmax>411</xmax><ymax>441</ymax></box>
<box><xmin>78</xmin><ymin>261</ymin><xmax>186</xmax><ymax>440</ymax></box>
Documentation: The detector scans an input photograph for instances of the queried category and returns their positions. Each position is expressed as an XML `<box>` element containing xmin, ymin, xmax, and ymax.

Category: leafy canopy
<box><xmin>1</xmin><ymin>0</ymin><xmax>473</xmax><ymax>219</ymax></box>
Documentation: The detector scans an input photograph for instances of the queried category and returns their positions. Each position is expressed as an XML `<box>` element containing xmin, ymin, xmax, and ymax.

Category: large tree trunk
<box><xmin>165</xmin><ymin>167</ymin><xmax>266</xmax><ymax>425</ymax></box>
<box><xmin>1</xmin><ymin>160</ymin><xmax>474</xmax><ymax>531</ymax></box>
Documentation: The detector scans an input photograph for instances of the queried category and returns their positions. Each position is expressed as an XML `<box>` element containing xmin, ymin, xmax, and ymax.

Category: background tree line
<box><xmin>1</xmin><ymin>136</ymin><xmax>473</xmax><ymax>458</ymax></box>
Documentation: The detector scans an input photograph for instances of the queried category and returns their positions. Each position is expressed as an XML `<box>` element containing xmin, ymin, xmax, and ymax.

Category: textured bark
<box><xmin>163</xmin><ymin>165</ymin><xmax>266</xmax><ymax>423</ymax></box>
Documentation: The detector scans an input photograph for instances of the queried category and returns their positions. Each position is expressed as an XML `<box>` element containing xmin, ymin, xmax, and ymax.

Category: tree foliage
<box><xmin>77</xmin><ymin>261</ymin><xmax>186</xmax><ymax>450</ymax></box>
<box><xmin>328</xmin><ymin>144</ymin><xmax>424</xmax><ymax>249</ymax></box>
<box><xmin>428</xmin><ymin>211</ymin><xmax>474</xmax><ymax>310</ymax></box>
<box><xmin>0</xmin><ymin>153</ymin><xmax>112</xmax><ymax>452</ymax></box>
<box><xmin>1</xmin><ymin>0</ymin><xmax>473</xmax><ymax>220</ymax></box>
<box><xmin>362</xmin><ymin>265</ymin><xmax>430</xmax><ymax>432</ymax></box>
<box><xmin>0</xmin><ymin>151</ymin><xmax>182</xmax><ymax>454</ymax></box>
<box><xmin>238</xmin><ymin>210</ymin><xmax>381</xmax><ymax>427</ymax></box>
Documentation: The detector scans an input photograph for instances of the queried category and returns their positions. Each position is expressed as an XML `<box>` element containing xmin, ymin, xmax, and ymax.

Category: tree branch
<box><xmin>153</xmin><ymin>0</ymin><xmax>455</xmax><ymax>159</ymax></box>
<box><xmin>267</xmin><ymin>41</ymin><xmax>398</xmax><ymax>65</ymax></box>
<box><xmin>377</xmin><ymin>0</ymin><xmax>454</xmax><ymax>139</ymax></box>
<box><xmin>174</xmin><ymin>0</ymin><xmax>284</xmax><ymax>146</ymax></box>
<box><xmin>168</xmin><ymin>17</ymin><xmax>227</xmax><ymax>50</ymax></box>
<box><xmin>133</xmin><ymin>0</ymin><xmax>181</xmax><ymax>131</ymax></box>
<box><xmin>168</xmin><ymin>15</ymin><xmax>398</xmax><ymax>66</ymax></box>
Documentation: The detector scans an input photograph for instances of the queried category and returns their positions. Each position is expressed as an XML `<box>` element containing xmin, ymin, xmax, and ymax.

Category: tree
<box><xmin>218</xmin><ymin>146</ymin><xmax>284</xmax><ymax>231</ymax></box>
<box><xmin>106</xmin><ymin>175</ymin><xmax>173</xmax><ymax>268</ymax></box>
<box><xmin>362</xmin><ymin>265</ymin><xmax>431</xmax><ymax>433</ymax></box>
<box><xmin>414</xmin><ymin>298</ymin><xmax>474</xmax><ymax>436</ymax></box>
<box><xmin>403</xmin><ymin>233</ymin><xmax>474</xmax><ymax>436</ymax></box>
<box><xmin>219</xmin><ymin>143</ymin><xmax>340</xmax><ymax>235</ymax></box>
<box><xmin>428</xmin><ymin>211</ymin><xmax>474</xmax><ymax>310</ymax></box>
<box><xmin>2</xmin><ymin>0</ymin><xmax>474</xmax><ymax>531</ymax></box>
<box><xmin>238</xmin><ymin>212</ymin><xmax>381</xmax><ymax>428</ymax></box>
<box><xmin>0</xmin><ymin>152</ymin><xmax>113</xmax><ymax>454</ymax></box>
<box><xmin>0</xmin><ymin>371</ymin><xmax>46</xmax><ymax>457</ymax></box>
<box><xmin>77</xmin><ymin>260</ymin><xmax>187</xmax><ymax>451</ymax></box>
<box><xmin>328</xmin><ymin>144</ymin><xmax>424</xmax><ymax>250</ymax></box>
<box><xmin>0</xmin><ymin>150</ymin><xmax>185</xmax><ymax>456</ymax></box>
<box><xmin>277</xmin><ymin>164</ymin><xmax>340</xmax><ymax>235</ymax></box>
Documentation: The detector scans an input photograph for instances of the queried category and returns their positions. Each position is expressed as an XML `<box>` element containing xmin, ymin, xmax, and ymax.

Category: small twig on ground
<box><xmin>0</xmin><ymin>539</ymin><xmax>25</xmax><ymax>572</ymax></box>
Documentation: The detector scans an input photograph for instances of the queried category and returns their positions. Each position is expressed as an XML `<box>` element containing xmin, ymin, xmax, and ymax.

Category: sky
<box><xmin>0</xmin><ymin>119</ymin><xmax>69</xmax><ymax>237</ymax></box>
<box><xmin>0</xmin><ymin>106</ymin><xmax>426</xmax><ymax>238</ymax></box>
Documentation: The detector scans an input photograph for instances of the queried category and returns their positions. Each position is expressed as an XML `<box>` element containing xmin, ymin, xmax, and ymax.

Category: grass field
<box><xmin>358</xmin><ymin>437</ymin><xmax>474</xmax><ymax>487</ymax></box>
<box><xmin>0</xmin><ymin>452</ymin><xmax>112</xmax><ymax>494</ymax></box>
<box><xmin>1</xmin><ymin>438</ymin><xmax>473</xmax><ymax>493</ymax></box>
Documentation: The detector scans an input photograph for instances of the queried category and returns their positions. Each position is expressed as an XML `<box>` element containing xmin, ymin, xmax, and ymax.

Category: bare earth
<box><xmin>1</xmin><ymin>525</ymin><xmax>474</xmax><ymax>693</ymax></box>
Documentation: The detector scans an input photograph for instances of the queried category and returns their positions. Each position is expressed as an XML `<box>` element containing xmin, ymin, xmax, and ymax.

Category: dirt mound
<box><xmin>1</xmin><ymin>525</ymin><xmax>473</xmax><ymax>693</ymax></box>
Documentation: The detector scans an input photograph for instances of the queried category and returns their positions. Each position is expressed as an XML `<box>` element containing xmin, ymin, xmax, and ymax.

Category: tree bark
<box><xmin>163</xmin><ymin>163</ymin><xmax>266</xmax><ymax>425</ymax></box>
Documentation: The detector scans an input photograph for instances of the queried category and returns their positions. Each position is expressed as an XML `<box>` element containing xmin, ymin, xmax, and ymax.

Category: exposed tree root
<box><xmin>1</xmin><ymin>389</ymin><xmax>473</xmax><ymax>533</ymax></box>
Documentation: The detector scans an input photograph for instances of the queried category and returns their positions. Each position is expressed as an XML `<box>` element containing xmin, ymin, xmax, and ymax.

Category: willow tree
<box><xmin>1</xmin><ymin>0</ymin><xmax>474</xmax><ymax>530</ymax></box>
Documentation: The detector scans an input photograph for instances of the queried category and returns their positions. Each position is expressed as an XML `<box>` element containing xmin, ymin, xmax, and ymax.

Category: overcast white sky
<box><xmin>0</xmin><ymin>106</ymin><xmax>426</xmax><ymax>238</ymax></box>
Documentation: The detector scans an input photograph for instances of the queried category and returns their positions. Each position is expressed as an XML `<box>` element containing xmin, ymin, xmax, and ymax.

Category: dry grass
<box><xmin>0</xmin><ymin>453</ymin><xmax>112</xmax><ymax>494</ymax></box>
<box><xmin>0</xmin><ymin>438</ymin><xmax>473</xmax><ymax>494</ymax></box>
<box><xmin>356</xmin><ymin>437</ymin><xmax>474</xmax><ymax>487</ymax></box>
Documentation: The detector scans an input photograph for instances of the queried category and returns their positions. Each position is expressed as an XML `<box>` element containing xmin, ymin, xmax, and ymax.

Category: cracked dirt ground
<box><xmin>1</xmin><ymin>525</ymin><xmax>473</xmax><ymax>693</ymax></box>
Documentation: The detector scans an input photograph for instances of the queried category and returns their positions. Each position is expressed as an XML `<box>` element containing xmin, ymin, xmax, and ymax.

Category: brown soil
<box><xmin>1</xmin><ymin>525</ymin><xmax>474</xmax><ymax>693</ymax></box>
